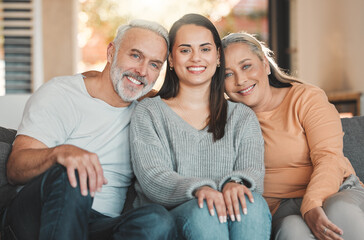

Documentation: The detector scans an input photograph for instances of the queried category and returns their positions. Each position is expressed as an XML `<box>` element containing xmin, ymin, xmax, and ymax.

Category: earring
<box><xmin>217</xmin><ymin>63</ymin><xmax>220</xmax><ymax>68</ymax></box>
<box><xmin>268</xmin><ymin>71</ymin><xmax>271</xmax><ymax>75</ymax></box>
<box><xmin>169</xmin><ymin>66</ymin><xmax>173</xmax><ymax>71</ymax></box>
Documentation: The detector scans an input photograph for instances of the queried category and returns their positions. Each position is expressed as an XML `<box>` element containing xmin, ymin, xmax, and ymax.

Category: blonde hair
<box><xmin>222</xmin><ymin>32</ymin><xmax>301</xmax><ymax>87</ymax></box>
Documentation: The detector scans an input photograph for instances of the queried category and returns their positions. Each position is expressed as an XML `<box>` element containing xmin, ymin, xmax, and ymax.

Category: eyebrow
<box><xmin>131</xmin><ymin>48</ymin><xmax>164</xmax><ymax>65</ymax></box>
<box><xmin>238</xmin><ymin>59</ymin><xmax>251</xmax><ymax>64</ymax></box>
<box><xmin>177</xmin><ymin>43</ymin><xmax>213</xmax><ymax>48</ymax></box>
<box><xmin>225</xmin><ymin>59</ymin><xmax>251</xmax><ymax>71</ymax></box>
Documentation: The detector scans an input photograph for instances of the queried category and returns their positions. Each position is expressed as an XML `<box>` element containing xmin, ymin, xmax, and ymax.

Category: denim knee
<box><xmin>171</xmin><ymin>199</ymin><xmax>229</xmax><ymax>240</ymax></box>
<box><xmin>228</xmin><ymin>192</ymin><xmax>271</xmax><ymax>240</ymax></box>
<box><xmin>41</xmin><ymin>164</ymin><xmax>92</xmax><ymax>210</ymax></box>
<box><xmin>144</xmin><ymin>204</ymin><xmax>177</xmax><ymax>239</ymax></box>
<box><xmin>245</xmin><ymin>192</ymin><xmax>271</xmax><ymax>222</ymax></box>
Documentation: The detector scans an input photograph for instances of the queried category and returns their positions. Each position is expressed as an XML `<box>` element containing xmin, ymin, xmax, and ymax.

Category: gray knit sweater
<box><xmin>130</xmin><ymin>96</ymin><xmax>264</xmax><ymax>209</ymax></box>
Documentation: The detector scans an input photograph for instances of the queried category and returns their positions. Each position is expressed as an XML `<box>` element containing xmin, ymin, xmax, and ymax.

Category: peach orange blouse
<box><xmin>257</xmin><ymin>83</ymin><xmax>358</xmax><ymax>217</ymax></box>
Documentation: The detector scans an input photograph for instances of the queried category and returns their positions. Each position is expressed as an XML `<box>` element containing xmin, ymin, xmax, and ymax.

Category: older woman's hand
<box><xmin>195</xmin><ymin>186</ymin><xmax>227</xmax><ymax>223</ymax></box>
<box><xmin>222</xmin><ymin>182</ymin><xmax>254</xmax><ymax>222</ymax></box>
<box><xmin>304</xmin><ymin>206</ymin><xmax>343</xmax><ymax>240</ymax></box>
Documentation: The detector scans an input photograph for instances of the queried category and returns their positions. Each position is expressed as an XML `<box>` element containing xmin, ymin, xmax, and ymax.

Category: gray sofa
<box><xmin>1</xmin><ymin>116</ymin><xmax>364</xmax><ymax>237</ymax></box>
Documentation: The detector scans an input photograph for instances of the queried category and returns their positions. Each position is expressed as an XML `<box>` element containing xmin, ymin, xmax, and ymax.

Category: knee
<box><xmin>148</xmin><ymin>204</ymin><xmax>175</xmax><ymax>227</ymax></box>
<box><xmin>139</xmin><ymin>204</ymin><xmax>177</xmax><ymax>238</ymax></box>
<box><xmin>42</xmin><ymin>164</ymin><xmax>92</xmax><ymax>209</ymax></box>
<box><xmin>323</xmin><ymin>191</ymin><xmax>359</xmax><ymax>220</ymax></box>
<box><xmin>246</xmin><ymin>192</ymin><xmax>271</xmax><ymax>222</ymax></box>
<box><xmin>174</xmin><ymin>199</ymin><xmax>212</xmax><ymax>225</ymax></box>
<box><xmin>275</xmin><ymin>215</ymin><xmax>306</xmax><ymax>240</ymax></box>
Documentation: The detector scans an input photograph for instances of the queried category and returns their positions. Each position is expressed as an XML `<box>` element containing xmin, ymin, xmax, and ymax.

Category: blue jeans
<box><xmin>2</xmin><ymin>165</ymin><xmax>176</xmax><ymax>240</ymax></box>
<box><xmin>170</xmin><ymin>192</ymin><xmax>271</xmax><ymax>240</ymax></box>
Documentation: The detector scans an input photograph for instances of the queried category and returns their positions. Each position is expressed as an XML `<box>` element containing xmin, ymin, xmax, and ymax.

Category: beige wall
<box><xmin>293</xmin><ymin>0</ymin><xmax>364</xmax><ymax>93</ymax></box>
<box><xmin>42</xmin><ymin>0</ymin><xmax>78</xmax><ymax>82</ymax></box>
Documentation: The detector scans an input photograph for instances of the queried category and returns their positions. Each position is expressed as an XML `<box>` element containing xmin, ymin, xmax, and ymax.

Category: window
<box><xmin>0</xmin><ymin>0</ymin><xmax>42</xmax><ymax>95</ymax></box>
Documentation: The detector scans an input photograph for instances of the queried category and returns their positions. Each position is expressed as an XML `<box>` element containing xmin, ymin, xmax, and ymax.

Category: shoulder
<box><xmin>226</xmin><ymin>101</ymin><xmax>261</xmax><ymax>135</ymax></box>
<box><xmin>135</xmin><ymin>96</ymin><xmax>163</xmax><ymax>111</ymax></box>
<box><xmin>133</xmin><ymin>96</ymin><xmax>165</xmax><ymax>120</ymax></box>
<box><xmin>227</xmin><ymin>100</ymin><xmax>257</xmax><ymax>120</ymax></box>
<box><xmin>31</xmin><ymin>74</ymin><xmax>83</xmax><ymax>100</ymax></box>
<box><xmin>290</xmin><ymin>83</ymin><xmax>327</xmax><ymax>101</ymax></box>
<box><xmin>24</xmin><ymin>74</ymin><xmax>84</xmax><ymax>116</ymax></box>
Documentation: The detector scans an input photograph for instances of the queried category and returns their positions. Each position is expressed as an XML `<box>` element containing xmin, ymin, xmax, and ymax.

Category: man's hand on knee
<box><xmin>54</xmin><ymin>144</ymin><xmax>108</xmax><ymax>197</ymax></box>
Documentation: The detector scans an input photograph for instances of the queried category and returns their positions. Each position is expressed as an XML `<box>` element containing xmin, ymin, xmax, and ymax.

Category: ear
<box><xmin>168</xmin><ymin>54</ymin><xmax>173</xmax><ymax>68</ymax></box>
<box><xmin>107</xmin><ymin>42</ymin><xmax>115</xmax><ymax>64</ymax></box>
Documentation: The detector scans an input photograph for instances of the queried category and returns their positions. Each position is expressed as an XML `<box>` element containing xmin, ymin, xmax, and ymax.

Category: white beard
<box><xmin>110</xmin><ymin>56</ymin><xmax>154</xmax><ymax>102</ymax></box>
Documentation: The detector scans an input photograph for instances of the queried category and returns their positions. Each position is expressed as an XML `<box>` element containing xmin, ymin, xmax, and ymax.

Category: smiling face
<box><xmin>108</xmin><ymin>27</ymin><xmax>167</xmax><ymax>102</ymax></box>
<box><xmin>169</xmin><ymin>24</ymin><xmax>219</xmax><ymax>88</ymax></box>
<box><xmin>224</xmin><ymin>42</ymin><xmax>271</xmax><ymax>111</ymax></box>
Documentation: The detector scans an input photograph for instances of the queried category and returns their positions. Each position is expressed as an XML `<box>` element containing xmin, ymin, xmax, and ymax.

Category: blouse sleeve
<box><xmin>299</xmin><ymin>86</ymin><xmax>351</xmax><ymax>217</ymax></box>
<box><xmin>130</xmin><ymin>101</ymin><xmax>218</xmax><ymax>208</ymax></box>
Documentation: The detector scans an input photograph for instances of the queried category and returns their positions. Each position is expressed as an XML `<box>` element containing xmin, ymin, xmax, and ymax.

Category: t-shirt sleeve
<box><xmin>299</xmin><ymin>86</ymin><xmax>349</xmax><ymax>216</ymax></box>
<box><xmin>17</xmin><ymin>81</ymin><xmax>77</xmax><ymax>147</ymax></box>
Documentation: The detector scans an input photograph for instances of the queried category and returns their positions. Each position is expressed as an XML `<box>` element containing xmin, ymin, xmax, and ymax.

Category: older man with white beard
<box><xmin>2</xmin><ymin>20</ymin><xmax>176</xmax><ymax>240</ymax></box>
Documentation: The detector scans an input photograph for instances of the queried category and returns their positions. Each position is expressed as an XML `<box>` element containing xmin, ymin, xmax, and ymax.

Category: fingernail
<box><xmin>97</xmin><ymin>188</ymin><xmax>102</xmax><ymax>192</ymax></box>
<box><xmin>236</xmin><ymin>214</ymin><xmax>241</xmax><ymax>222</ymax></box>
<box><xmin>224</xmin><ymin>216</ymin><xmax>227</xmax><ymax>223</ymax></box>
<box><xmin>82</xmin><ymin>190</ymin><xmax>88</xmax><ymax>196</ymax></box>
<box><xmin>210</xmin><ymin>209</ymin><xmax>215</xmax><ymax>216</ymax></box>
<box><xmin>219</xmin><ymin>216</ymin><xmax>223</xmax><ymax>223</ymax></box>
<box><xmin>243</xmin><ymin>208</ymin><xmax>247</xmax><ymax>215</ymax></box>
<box><xmin>199</xmin><ymin>203</ymin><xmax>203</xmax><ymax>208</ymax></box>
<box><xmin>251</xmin><ymin>199</ymin><xmax>255</xmax><ymax>203</ymax></box>
<box><xmin>90</xmin><ymin>192</ymin><xmax>95</xmax><ymax>197</ymax></box>
<box><xmin>231</xmin><ymin>215</ymin><xmax>235</xmax><ymax>221</ymax></box>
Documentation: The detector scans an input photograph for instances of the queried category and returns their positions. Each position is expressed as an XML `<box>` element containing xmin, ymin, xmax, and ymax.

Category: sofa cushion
<box><xmin>341</xmin><ymin>116</ymin><xmax>364</xmax><ymax>181</ymax></box>
<box><xmin>0</xmin><ymin>142</ymin><xmax>18</xmax><ymax>211</ymax></box>
<box><xmin>0</xmin><ymin>127</ymin><xmax>16</xmax><ymax>144</ymax></box>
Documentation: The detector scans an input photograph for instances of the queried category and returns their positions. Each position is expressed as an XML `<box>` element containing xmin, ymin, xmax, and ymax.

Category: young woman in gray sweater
<box><xmin>130</xmin><ymin>13</ymin><xmax>271</xmax><ymax>240</ymax></box>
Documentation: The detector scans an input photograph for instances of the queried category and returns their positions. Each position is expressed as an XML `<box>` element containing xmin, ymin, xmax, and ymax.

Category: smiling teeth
<box><xmin>127</xmin><ymin>76</ymin><xmax>142</xmax><ymax>85</ymax></box>
<box><xmin>188</xmin><ymin>67</ymin><xmax>205</xmax><ymax>71</ymax></box>
<box><xmin>239</xmin><ymin>85</ymin><xmax>254</xmax><ymax>93</ymax></box>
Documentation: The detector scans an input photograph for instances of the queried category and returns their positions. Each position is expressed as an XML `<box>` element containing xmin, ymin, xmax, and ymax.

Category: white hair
<box><xmin>113</xmin><ymin>19</ymin><xmax>169</xmax><ymax>59</ymax></box>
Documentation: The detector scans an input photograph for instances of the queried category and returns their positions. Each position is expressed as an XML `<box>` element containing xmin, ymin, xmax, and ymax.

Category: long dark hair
<box><xmin>158</xmin><ymin>13</ymin><xmax>227</xmax><ymax>141</ymax></box>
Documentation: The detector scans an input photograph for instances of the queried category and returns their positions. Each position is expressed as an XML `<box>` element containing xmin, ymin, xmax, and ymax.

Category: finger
<box><xmin>327</xmin><ymin>222</ymin><xmax>343</xmax><ymax>236</ymax></box>
<box><xmin>206</xmin><ymin>198</ymin><xmax>215</xmax><ymax>217</ymax></box>
<box><xmin>90</xmin><ymin>154</ymin><xmax>104</xmax><ymax>192</ymax></box>
<box><xmin>238</xmin><ymin>192</ymin><xmax>248</xmax><ymax>215</ymax></box>
<box><xmin>85</xmin><ymin>161</ymin><xmax>97</xmax><ymax>197</ymax></box>
<box><xmin>77</xmin><ymin>165</ymin><xmax>88</xmax><ymax>196</ymax></box>
<box><xmin>214</xmin><ymin>196</ymin><xmax>227</xmax><ymax>223</ymax></box>
<box><xmin>321</xmin><ymin>227</ymin><xmax>344</xmax><ymax>240</ymax></box>
<box><xmin>232</xmin><ymin>192</ymin><xmax>241</xmax><ymax>222</ymax></box>
<box><xmin>223</xmin><ymin>192</ymin><xmax>235</xmax><ymax>221</ymax></box>
<box><xmin>197</xmin><ymin>194</ymin><xmax>205</xmax><ymax>209</ymax></box>
<box><xmin>244</xmin><ymin>187</ymin><xmax>254</xmax><ymax>203</ymax></box>
<box><xmin>103</xmin><ymin>176</ymin><xmax>108</xmax><ymax>185</ymax></box>
<box><xmin>66</xmin><ymin>166</ymin><xmax>77</xmax><ymax>188</ymax></box>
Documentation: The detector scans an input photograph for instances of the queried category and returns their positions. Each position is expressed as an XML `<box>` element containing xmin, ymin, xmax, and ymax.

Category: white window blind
<box><xmin>0</xmin><ymin>0</ymin><xmax>33</xmax><ymax>94</ymax></box>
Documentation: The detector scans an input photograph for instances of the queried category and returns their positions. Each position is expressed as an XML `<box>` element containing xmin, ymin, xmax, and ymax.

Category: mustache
<box><xmin>122</xmin><ymin>71</ymin><xmax>148</xmax><ymax>86</ymax></box>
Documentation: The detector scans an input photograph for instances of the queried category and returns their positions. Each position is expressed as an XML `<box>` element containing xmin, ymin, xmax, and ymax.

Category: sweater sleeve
<box><xmin>299</xmin><ymin>86</ymin><xmax>350</xmax><ymax>217</ymax></box>
<box><xmin>218</xmin><ymin>105</ymin><xmax>265</xmax><ymax>194</ymax></box>
<box><xmin>130</xmin><ymin>100</ymin><xmax>217</xmax><ymax>208</ymax></box>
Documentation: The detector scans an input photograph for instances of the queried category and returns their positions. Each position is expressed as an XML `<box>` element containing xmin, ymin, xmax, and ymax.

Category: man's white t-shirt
<box><xmin>17</xmin><ymin>74</ymin><xmax>136</xmax><ymax>217</ymax></box>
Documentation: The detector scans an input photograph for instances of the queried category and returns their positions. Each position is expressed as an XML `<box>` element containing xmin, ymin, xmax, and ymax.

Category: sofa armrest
<box><xmin>341</xmin><ymin>116</ymin><xmax>364</xmax><ymax>181</ymax></box>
